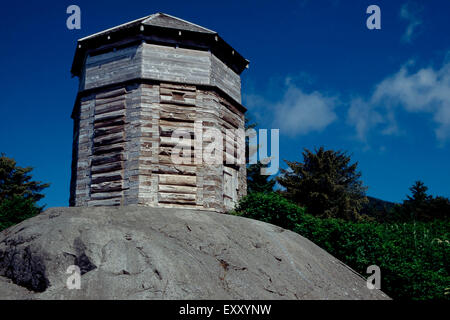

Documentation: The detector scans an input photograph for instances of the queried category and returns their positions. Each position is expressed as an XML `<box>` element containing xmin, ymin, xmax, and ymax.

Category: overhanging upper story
<box><xmin>71</xmin><ymin>13</ymin><xmax>249</xmax><ymax>105</ymax></box>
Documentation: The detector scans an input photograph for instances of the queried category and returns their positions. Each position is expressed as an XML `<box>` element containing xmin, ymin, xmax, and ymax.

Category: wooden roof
<box><xmin>71</xmin><ymin>13</ymin><xmax>249</xmax><ymax>76</ymax></box>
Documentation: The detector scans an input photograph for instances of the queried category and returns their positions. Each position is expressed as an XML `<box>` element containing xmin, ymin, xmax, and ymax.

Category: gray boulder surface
<box><xmin>0</xmin><ymin>206</ymin><xmax>389</xmax><ymax>300</ymax></box>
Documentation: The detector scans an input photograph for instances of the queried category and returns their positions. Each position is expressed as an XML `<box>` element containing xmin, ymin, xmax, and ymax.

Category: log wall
<box><xmin>70</xmin><ymin>81</ymin><xmax>246</xmax><ymax>211</ymax></box>
<box><xmin>71</xmin><ymin>41</ymin><xmax>246</xmax><ymax>212</ymax></box>
<box><xmin>81</xmin><ymin>43</ymin><xmax>242</xmax><ymax>103</ymax></box>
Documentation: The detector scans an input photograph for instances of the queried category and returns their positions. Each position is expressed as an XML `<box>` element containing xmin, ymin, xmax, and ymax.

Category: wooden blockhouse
<box><xmin>69</xmin><ymin>13</ymin><xmax>249</xmax><ymax>212</ymax></box>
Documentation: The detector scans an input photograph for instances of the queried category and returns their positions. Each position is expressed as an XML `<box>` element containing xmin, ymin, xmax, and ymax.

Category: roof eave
<box><xmin>71</xmin><ymin>23</ymin><xmax>249</xmax><ymax>77</ymax></box>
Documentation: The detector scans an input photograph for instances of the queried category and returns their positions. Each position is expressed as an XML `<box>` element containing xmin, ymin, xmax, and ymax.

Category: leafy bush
<box><xmin>233</xmin><ymin>192</ymin><xmax>305</xmax><ymax>230</ymax></box>
<box><xmin>294</xmin><ymin>218</ymin><xmax>450</xmax><ymax>300</ymax></box>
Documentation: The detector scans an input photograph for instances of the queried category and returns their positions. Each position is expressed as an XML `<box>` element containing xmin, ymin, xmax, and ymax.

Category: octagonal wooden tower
<box><xmin>69</xmin><ymin>13</ymin><xmax>248</xmax><ymax>212</ymax></box>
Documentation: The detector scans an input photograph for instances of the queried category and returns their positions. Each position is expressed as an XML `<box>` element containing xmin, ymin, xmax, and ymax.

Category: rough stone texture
<box><xmin>0</xmin><ymin>276</ymin><xmax>33</xmax><ymax>299</ymax></box>
<box><xmin>0</xmin><ymin>207</ymin><xmax>389</xmax><ymax>300</ymax></box>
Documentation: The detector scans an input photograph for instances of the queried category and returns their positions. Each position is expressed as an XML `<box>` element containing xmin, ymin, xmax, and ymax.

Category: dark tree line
<box><xmin>246</xmin><ymin>144</ymin><xmax>449</xmax><ymax>222</ymax></box>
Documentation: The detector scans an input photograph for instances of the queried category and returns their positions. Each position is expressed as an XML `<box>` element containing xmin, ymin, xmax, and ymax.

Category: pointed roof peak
<box><xmin>78</xmin><ymin>12</ymin><xmax>215</xmax><ymax>42</ymax></box>
<box><xmin>142</xmin><ymin>12</ymin><xmax>216</xmax><ymax>34</ymax></box>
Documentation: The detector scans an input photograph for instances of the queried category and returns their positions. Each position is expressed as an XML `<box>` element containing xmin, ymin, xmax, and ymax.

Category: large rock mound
<box><xmin>0</xmin><ymin>206</ymin><xmax>389</xmax><ymax>300</ymax></box>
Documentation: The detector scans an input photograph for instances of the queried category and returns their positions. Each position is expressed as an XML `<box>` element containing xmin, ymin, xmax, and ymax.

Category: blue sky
<box><xmin>0</xmin><ymin>0</ymin><xmax>449</xmax><ymax>208</ymax></box>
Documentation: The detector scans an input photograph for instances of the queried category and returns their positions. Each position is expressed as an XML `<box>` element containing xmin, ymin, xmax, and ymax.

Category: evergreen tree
<box><xmin>0</xmin><ymin>154</ymin><xmax>49</xmax><ymax>230</ymax></box>
<box><xmin>404</xmin><ymin>181</ymin><xmax>431</xmax><ymax>220</ymax></box>
<box><xmin>396</xmin><ymin>181</ymin><xmax>450</xmax><ymax>221</ymax></box>
<box><xmin>277</xmin><ymin>147</ymin><xmax>368</xmax><ymax>220</ymax></box>
<box><xmin>407</xmin><ymin>181</ymin><xmax>431</xmax><ymax>204</ymax></box>
<box><xmin>244</xmin><ymin>117</ymin><xmax>275</xmax><ymax>193</ymax></box>
<box><xmin>247</xmin><ymin>162</ymin><xmax>275</xmax><ymax>193</ymax></box>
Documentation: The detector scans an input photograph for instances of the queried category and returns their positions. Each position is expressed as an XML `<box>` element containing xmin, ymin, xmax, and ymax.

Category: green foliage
<box><xmin>233</xmin><ymin>192</ymin><xmax>304</xmax><ymax>230</ymax></box>
<box><xmin>233</xmin><ymin>194</ymin><xmax>450</xmax><ymax>300</ymax></box>
<box><xmin>277</xmin><ymin>147</ymin><xmax>368</xmax><ymax>221</ymax></box>
<box><xmin>0</xmin><ymin>154</ymin><xmax>49</xmax><ymax>231</ymax></box>
<box><xmin>408</xmin><ymin>181</ymin><xmax>431</xmax><ymax>203</ymax></box>
<box><xmin>0</xmin><ymin>195</ymin><xmax>41</xmax><ymax>231</ymax></box>
<box><xmin>294</xmin><ymin>217</ymin><xmax>450</xmax><ymax>300</ymax></box>
<box><xmin>359</xmin><ymin>196</ymin><xmax>397</xmax><ymax>222</ymax></box>
<box><xmin>0</xmin><ymin>154</ymin><xmax>50</xmax><ymax>206</ymax></box>
<box><xmin>247</xmin><ymin>162</ymin><xmax>275</xmax><ymax>194</ymax></box>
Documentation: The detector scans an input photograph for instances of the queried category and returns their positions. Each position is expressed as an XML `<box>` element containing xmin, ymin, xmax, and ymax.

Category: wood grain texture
<box><xmin>71</xmin><ymin>43</ymin><xmax>246</xmax><ymax>211</ymax></box>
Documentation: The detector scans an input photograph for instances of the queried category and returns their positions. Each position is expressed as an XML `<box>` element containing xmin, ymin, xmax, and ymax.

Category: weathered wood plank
<box><xmin>91</xmin><ymin>154</ymin><xmax>124</xmax><ymax>166</ymax></box>
<box><xmin>94</xmin><ymin>126</ymin><xmax>125</xmax><ymax>137</ymax></box>
<box><xmin>88</xmin><ymin>198</ymin><xmax>122</xmax><ymax>206</ymax></box>
<box><xmin>90</xmin><ymin>191</ymin><xmax>123</xmax><ymax>200</ymax></box>
<box><xmin>160</xmin><ymin>103</ymin><xmax>196</xmax><ymax>113</ymax></box>
<box><xmin>159</xmin><ymin>154</ymin><xmax>194</xmax><ymax>165</ymax></box>
<box><xmin>95</xmin><ymin>95</ymin><xmax>126</xmax><ymax>107</ymax></box>
<box><xmin>159</xmin><ymin>184</ymin><xmax>197</xmax><ymax>194</ymax></box>
<box><xmin>91</xmin><ymin>173</ymin><xmax>123</xmax><ymax>184</ymax></box>
<box><xmin>93</xmin><ymin>143</ymin><xmax>125</xmax><ymax>156</ymax></box>
<box><xmin>160</xmin><ymin>83</ymin><xmax>196</xmax><ymax>92</ymax></box>
<box><xmin>159</xmin><ymin>174</ymin><xmax>196</xmax><ymax>187</ymax></box>
<box><xmin>153</xmin><ymin>164</ymin><xmax>196</xmax><ymax>176</ymax></box>
<box><xmin>158</xmin><ymin>192</ymin><xmax>196</xmax><ymax>204</ymax></box>
<box><xmin>94</xmin><ymin>109</ymin><xmax>126</xmax><ymax>121</ymax></box>
<box><xmin>90</xmin><ymin>161</ymin><xmax>123</xmax><ymax>174</ymax></box>
<box><xmin>95</xmin><ymin>101</ymin><xmax>126</xmax><ymax>115</ymax></box>
<box><xmin>160</xmin><ymin>136</ymin><xmax>193</xmax><ymax>148</ymax></box>
<box><xmin>91</xmin><ymin>180</ymin><xmax>123</xmax><ymax>193</ymax></box>
<box><xmin>93</xmin><ymin>133</ymin><xmax>125</xmax><ymax>147</ymax></box>
<box><xmin>159</xmin><ymin>119</ymin><xmax>194</xmax><ymax>128</ymax></box>
<box><xmin>96</xmin><ymin>88</ymin><xmax>127</xmax><ymax>99</ymax></box>
<box><xmin>94</xmin><ymin>116</ymin><xmax>125</xmax><ymax>129</ymax></box>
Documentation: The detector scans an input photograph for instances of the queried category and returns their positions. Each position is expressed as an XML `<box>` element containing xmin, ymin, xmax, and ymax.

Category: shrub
<box><xmin>293</xmin><ymin>218</ymin><xmax>450</xmax><ymax>300</ymax></box>
<box><xmin>233</xmin><ymin>192</ymin><xmax>305</xmax><ymax>229</ymax></box>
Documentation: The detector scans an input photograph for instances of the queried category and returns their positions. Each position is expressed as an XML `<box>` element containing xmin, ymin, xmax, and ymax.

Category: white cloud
<box><xmin>272</xmin><ymin>86</ymin><xmax>337</xmax><ymax>136</ymax></box>
<box><xmin>374</xmin><ymin>61</ymin><xmax>450</xmax><ymax>143</ymax></box>
<box><xmin>248</xmin><ymin>54</ymin><xmax>450</xmax><ymax>145</ymax></box>
<box><xmin>400</xmin><ymin>2</ymin><xmax>423</xmax><ymax>43</ymax></box>
<box><xmin>372</xmin><ymin>65</ymin><xmax>441</xmax><ymax>111</ymax></box>
<box><xmin>347</xmin><ymin>97</ymin><xmax>383</xmax><ymax>142</ymax></box>
<box><xmin>347</xmin><ymin>58</ymin><xmax>450</xmax><ymax>144</ymax></box>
